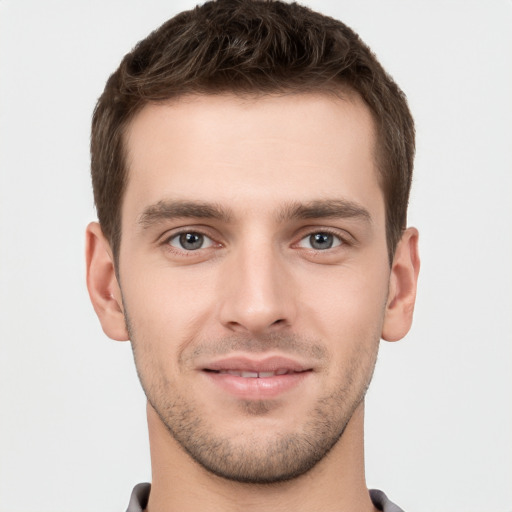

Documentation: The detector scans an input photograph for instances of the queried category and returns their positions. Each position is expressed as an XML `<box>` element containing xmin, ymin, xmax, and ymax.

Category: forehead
<box><xmin>122</xmin><ymin>92</ymin><xmax>382</xmax><ymax>222</ymax></box>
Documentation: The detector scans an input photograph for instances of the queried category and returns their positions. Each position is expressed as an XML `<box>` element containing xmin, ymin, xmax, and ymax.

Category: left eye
<box><xmin>298</xmin><ymin>232</ymin><xmax>342</xmax><ymax>250</ymax></box>
<box><xmin>168</xmin><ymin>232</ymin><xmax>214</xmax><ymax>251</ymax></box>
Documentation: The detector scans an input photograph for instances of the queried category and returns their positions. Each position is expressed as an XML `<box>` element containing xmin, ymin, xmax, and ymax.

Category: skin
<box><xmin>86</xmin><ymin>92</ymin><xmax>419</xmax><ymax>512</ymax></box>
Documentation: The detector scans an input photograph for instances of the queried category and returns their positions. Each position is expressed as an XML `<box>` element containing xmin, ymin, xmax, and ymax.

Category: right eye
<box><xmin>167</xmin><ymin>232</ymin><xmax>214</xmax><ymax>251</ymax></box>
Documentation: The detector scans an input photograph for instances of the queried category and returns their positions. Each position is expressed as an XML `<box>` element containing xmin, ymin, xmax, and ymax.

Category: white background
<box><xmin>1</xmin><ymin>1</ymin><xmax>511</xmax><ymax>511</ymax></box>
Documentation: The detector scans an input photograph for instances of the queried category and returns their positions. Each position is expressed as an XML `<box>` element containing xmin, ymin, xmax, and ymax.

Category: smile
<box><xmin>207</xmin><ymin>369</ymin><xmax>296</xmax><ymax>378</ymax></box>
<box><xmin>200</xmin><ymin>356</ymin><xmax>313</xmax><ymax>399</ymax></box>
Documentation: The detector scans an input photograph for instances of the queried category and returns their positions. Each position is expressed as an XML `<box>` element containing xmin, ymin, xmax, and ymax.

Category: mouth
<box><xmin>202</xmin><ymin>355</ymin><xmax>311</xmax><ymax>373</ymax></box>
<box><xmin>204</xmin><ymin>368</ymin><xmax>302</xmax><ymax>378</ymax></box>
<box><xmin>200</xmin><ymin>356</ymin><xmax>313</xmax><ymax>399</ymax></box>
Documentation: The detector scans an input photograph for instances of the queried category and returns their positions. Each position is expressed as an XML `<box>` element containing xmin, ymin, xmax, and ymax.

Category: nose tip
<box><xmin>218</xmin><ymin>251</ymin><xmax>296</xmax><ymax>335</ymax></box>
<box><xmin>225</xmin><ymin>309</ymin><xmax>289</xmax><ymax>335</ymax></box>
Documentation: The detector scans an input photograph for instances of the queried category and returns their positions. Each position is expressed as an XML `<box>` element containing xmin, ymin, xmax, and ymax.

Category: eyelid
<box><xmin>293</xmin><ymin>227</ymin><xmax>354</xmax><ymax>248</ymax></box>
<box><xmin>297</xmin><ymin>232</ymin><xmax>342</xmax><ymax>250</ymax></box>
<box><xmin>159</xmin><ymin>225</ymin><xmax>222</xmax><ymax>252</ymax></box>
<box><xmin>167</xmin><ymin>232</ymin><xmax>215</xmax><ymax>250</ymax></box>
<box><xmin>157</xmin><ymin>224</ymin><xmax>354</xmax><ymax>254</ymax></box>
<box><xmin>158</xmin><ymin>225</ymin><xmax>216</xmax><ymax>242</ymax></box>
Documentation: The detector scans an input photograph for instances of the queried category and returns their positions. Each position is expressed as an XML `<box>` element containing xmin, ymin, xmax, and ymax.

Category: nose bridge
<box><xmin>219</xmin><ymin>232</ymin><xmax>294</xmax><ymax>333</ymax></box>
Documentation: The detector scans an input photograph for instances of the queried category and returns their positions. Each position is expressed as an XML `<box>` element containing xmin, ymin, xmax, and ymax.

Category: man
<box><xmin>85</xmin><ymin>1</ymin><xmax>419</xmax><ymax>510</ymax></box>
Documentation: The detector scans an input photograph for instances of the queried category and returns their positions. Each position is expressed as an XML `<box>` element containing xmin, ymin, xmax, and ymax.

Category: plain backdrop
<box><xmin>1</xmin><ymin>1</ymin><xmax>511</xmax><ymax>511</ymax></box>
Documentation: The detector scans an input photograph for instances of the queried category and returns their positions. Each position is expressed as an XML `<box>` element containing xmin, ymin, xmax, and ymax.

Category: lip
<box><xmin>200</xmin><ymin>355</ymin><xmax>313</xmax><ymax>399</ymax></box>
<box><xmin>203</xmin><ymin>355</ymin><xmax>311</xmax><ymax>373</ymax></box>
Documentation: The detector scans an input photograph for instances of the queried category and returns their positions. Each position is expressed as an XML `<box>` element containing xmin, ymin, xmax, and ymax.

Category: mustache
<box><xmin>179</xmin><ymin>332</ymin><xmax>329</xmax><ymax>366</ymax></box>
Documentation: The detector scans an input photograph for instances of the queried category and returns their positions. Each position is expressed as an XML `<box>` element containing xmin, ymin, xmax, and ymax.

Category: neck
<box><xmin>145</xmin><ymin>402</ymin><xmax>377</xmax><ymax>512</ymax></box>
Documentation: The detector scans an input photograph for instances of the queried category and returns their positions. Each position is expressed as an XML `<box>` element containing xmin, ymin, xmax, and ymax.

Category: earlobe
<box><xmin>381</xmin><ymin>227</ymin><xmax>420</xmax><ymax>342</ymax></box>
<box><xmin>85</xmin><ymin>222</ymin><xmax>129</xmax><ymax>341</ymax></box>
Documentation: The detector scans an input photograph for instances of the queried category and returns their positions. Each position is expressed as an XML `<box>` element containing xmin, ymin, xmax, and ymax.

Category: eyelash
<box><xmin>160</xmin><ymin>227</ymin><xmax>352</xmax><ymax>256</ymax></box>
<box><xmin>162</xmin><ymin>229</ymin><xmax>218</xmax><ymax>255</ymax></box>
<box><xmin>295</xmin><ymin>229</ymin><xmax>348</xmax><ymax>251</ymax></box>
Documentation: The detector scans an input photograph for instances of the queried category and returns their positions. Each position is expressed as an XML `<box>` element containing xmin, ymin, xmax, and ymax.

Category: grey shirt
<box><xmin>125</xmin><ymin>483</ymin><xmax>405</xmax><ymax>511</ymax></box>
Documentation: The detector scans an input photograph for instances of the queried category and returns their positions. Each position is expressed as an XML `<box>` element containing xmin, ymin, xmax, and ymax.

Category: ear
<box><xmin>85</xmin><ymin>222</ymin><xmax>129</xmax><ymax>341</ymax></box>
<box><xmin>381</xmin><ymin>227</ymin><xmax>420</xmax><ymax>342</ymax></box>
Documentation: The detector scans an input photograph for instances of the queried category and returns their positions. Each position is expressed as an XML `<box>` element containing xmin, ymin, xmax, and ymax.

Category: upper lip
<box><xmin>202</xmin><ymin>355</ymin><xmax>312</xmax><ymax>373</ymax></box>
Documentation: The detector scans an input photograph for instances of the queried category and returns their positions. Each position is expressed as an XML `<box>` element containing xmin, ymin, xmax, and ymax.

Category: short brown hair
<box><xmin>91</xmin><ymin>0</ymin><xmax>415</xmax><ymax>264</ymax></box>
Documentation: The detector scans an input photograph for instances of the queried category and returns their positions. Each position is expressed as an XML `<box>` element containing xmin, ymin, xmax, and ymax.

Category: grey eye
<box><xmin>298</xmin><ymin>232</ymin><xmax>342</xmax><ymax>250</ymax></box>
<box><xmin>168</xmin><ymin>232</ymin><xmax>213</xmax><ymax>251</ymax></box>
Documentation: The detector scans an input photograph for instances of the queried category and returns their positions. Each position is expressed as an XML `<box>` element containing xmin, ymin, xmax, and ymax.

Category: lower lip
<box><xmin>202</xmin><ymin>371</ymin><xmax>311</xmax><ymax>399</ymax></box>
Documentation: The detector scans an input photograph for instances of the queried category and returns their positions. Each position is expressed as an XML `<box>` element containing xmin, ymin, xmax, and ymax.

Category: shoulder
<box><xmin>125</xmin><ymin>483</ymin><xmax>151</xmax><ymax>512</ymax></box>
<box><xmin>124</xmin><ymin>484</ymin><xmax>405</xmax><ymax>512</ymax></box>
<box><xmin>369</xmin><ymin>489</ymin><xmax>406</xmax><ymax>512</ymax></box>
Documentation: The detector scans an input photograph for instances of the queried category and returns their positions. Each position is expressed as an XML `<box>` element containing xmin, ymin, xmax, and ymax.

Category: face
<box><xmin>117</xmin><ymin>92</ymin><xmax>391</xmax><ymax>483</ymax></box>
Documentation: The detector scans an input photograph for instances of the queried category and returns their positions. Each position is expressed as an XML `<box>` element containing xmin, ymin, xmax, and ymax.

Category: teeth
<box><xmin>241</xmin><ymin>371</ymin><xmax>259</xmax><ymax>378</ymax></box>
<box><xmin>217</xmin><ymin>369</ymin><xmax>291</xmax><ymax>378</ymax></box>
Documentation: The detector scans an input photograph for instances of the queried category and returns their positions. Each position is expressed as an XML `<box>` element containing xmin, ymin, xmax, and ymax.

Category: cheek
<box><xmin>297</xmin><ymin>262</ymin><xmax>389</xmax><ymax>342</ymax></box>
<box><xmin>120</xmin><ymin>265</ymin><xmax>217</xmax><ymax>345</ymax></box>
<box><xmin>122</xmin><ymin>272</ymin><xmax>211</xmax><ymax>392</ymax></box>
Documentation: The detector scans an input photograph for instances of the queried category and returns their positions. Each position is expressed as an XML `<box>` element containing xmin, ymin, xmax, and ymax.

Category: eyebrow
<box><xmin>277</xmin><ymin>199</ymin><xmax>372</xmax><ymax>224</ymax></box>
<box><xmin>138</xmin><ymin>200</ymin><xmax>233</xmax><ymax>228</ymax></box>
<box><xmin>137</xmin><ymin>198</ymin><xmax>371</xmax><ymax>229</ymax></box>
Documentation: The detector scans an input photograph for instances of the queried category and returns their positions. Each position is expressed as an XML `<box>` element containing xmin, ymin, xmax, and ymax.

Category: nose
<box><xmin>218</xmin><ymin>240</ymin><xmax>297</xmax><ymax>335</ymax></box>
